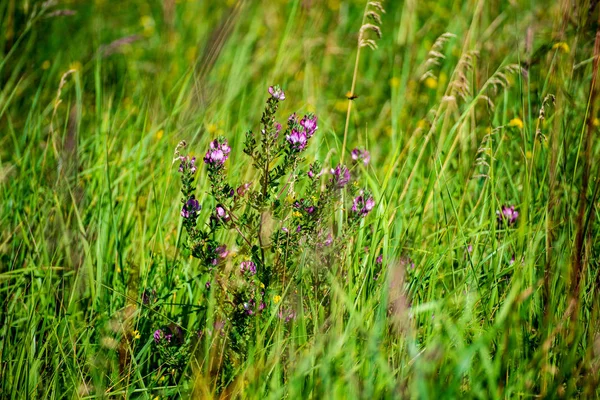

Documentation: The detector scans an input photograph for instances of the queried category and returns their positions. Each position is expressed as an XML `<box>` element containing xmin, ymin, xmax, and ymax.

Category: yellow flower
<box><xmin>416</xmin><ymin>119</ymin><xmax>428</xmax><ymax>130</ymax></box>
<box><xmin>292</xmin><ymin>211</ymin><xmax>302</xmax><ymax>218</ymax></box>
<box><xmin>509</xmin><ymin>117</ymin><xmax>524</xmax><ymax>129</ymax></box>
<box><xmin>273</xmin><ymin>295</ymin><xmax>281</xmax><ymax>304</ymax></box>
<box><xmin>260</xmin><ymin>282</ymin><xmax>265</xmax><ymax>289</ymax></box>
<box><xmin>42</xmin><ymin>60</ymin><xmax>51</xmax><ymax>70</ymax></box>
<box><xmin>155</xmin><ymin>129</ymin><xmax>164</xmax><ymax>140</ymax></box>
<box><xmin>593</xmin><ymin>118</ymin><xmax>599</xmax><ymax>127</ymax></box>
<box><xmin>424</xmin><ymin>77</ymin><xmax>438</xmax><ymax>89</ymax></box>
<box><xmin>389</xmin><ymin>77</ymin><xmax>400</xmax><ymax>88</ymax></box>
<box><xmin>552</xmin><ymin>42</ymin><xmax>570</xmax><ymax>53</ymax></box>
<box><xmin>206</xmin><ymin>123</ymin><xmax>218</xmax><ymax>134</ymax></box>
<box><xmin>525</xmin><ymin>150</ymin><xmax>532</xmax><ymax>159</ymax></box>
<box><xmin>133</xmin><ymin>330</ymin><xmax>141</xmax><ymax>340</ymax></box>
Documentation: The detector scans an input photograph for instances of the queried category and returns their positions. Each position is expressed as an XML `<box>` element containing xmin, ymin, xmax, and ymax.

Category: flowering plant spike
<box><xmin>171</xmin><ymin>86</ymin><xmax>377</xmax><ymax>374</ymax></box>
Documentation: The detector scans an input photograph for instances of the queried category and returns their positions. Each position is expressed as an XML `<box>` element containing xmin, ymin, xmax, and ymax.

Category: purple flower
<box><xmin>237</xmin><ymin>182</ymin><xmax>251</xmax><ymax>197</ymax></box>
<box><xmin>216</xmin><ymin>245</ymin><xmax>229</xmax><ymax>259</ymax></box>
<box><xmin>296</xmin><ymin>225</ymin><xmax>302</xmax><ymax>233</ymax></box>
<box><xmin>307</xmin><ymin>170</ymin><xmax>314</xmax><ymax>179</ymax></box>
<box><xmin>496</xmin><ymin>205</ymin><xmax>519</xmax><ymax>226</ymax></box>
<box><xmin>376</xmin><ymin>254</ymin><xmax>383</xmax><ymax>264</ymax></box>
<box><xmin>282</xmin><ymin>227</ymin><xmax>289</xmax><ymax>233</ymax></box>
<box><xmin>240</xmin><ymin>260</ymin><xmax>257</xmax><ymax>275</ymax></box>
<box><xmin>205</xmin><ymin>281</ymin><xmax>211</xmax><ymax>290</ymax></box>
<box><xmin>300</xmin><ymin>113</ymin><xmax>318</xmax><ymax>137</ymax></box>
<box><xmin>306</xmin><ymin>206</ymin><xmax>315</xmax><ymax>214</ymax></box>
<box><xmin>351</xmin><ymin>191</ymin><xmax>375</xmax><ymax>217</ymax></box>
<box><xmin>286</xmin><ymin>128</ymin><xmax>308</xmax><ymax>151</ymax></box>
<box><xmin>164</xmin><ymin>333</ymin><xmax>172</xmax><ymax>343</ymax></box>
<box><xmin>278</xmin><ymin>309</ymin><xmax>296</xmax><ymax>323</ymax></box>
<box><xmin>215</xmin><ymin>205</ymin><xmax>230</xmax><ymax>222</ymax></box>
<box><xmin>259</xmin><ymin>302</ymin><xmax>266</xmax><ymax>311</ymax></box>
<box><xmin>366</xmin><ymin>197</ymin><xmax>375</xmax><ymax>210</ymax></box>
<box><xmin>351</xmin><ymin>148</ymin><xmax>371</xmax><ymax>166</ymax></box>
<box><xmin>181</xmin><ymin>196</ymin><xmax>201</xmax><ymax>219</ymax></box>
<box><xmin>204</xmin><ymin>138</ymin><xmax>231</xmax><ymax>166</ymax></box>
<box><xmin>178</xmin><ymin>155</ymin><xmax>197</xmax><ymax>174</ymax></box>
<box><xmin>153</xmin><ymin>329</ymin><xmax>162</xmax><ymax>343</ymax></box>
<box><xmin>401</xmin><ymin>256</ymin><xmax>415</xmax><ymax>269</ymax></box>
<box><xmin>288</xmin><ymin>113</ymin><xmax>298</xmax><ymax>123</ymax></box>
<box><xmin>244</xmin><ymin>299</ymin><xmax>256</xmax><ymax>315</ymax></box>
<box><xmin>268</xmin><ymin>85</ymin><xmax>285</xmax><ymax>101</ymax></box>
<box><xmin>330</xmin><ymin>164</ymin><xmax>351</xmax><ymax>188</ymax></box>
<box><xmin>324</xmin><ymin>233</ymin><xmax>333</xmax><ymax>246</ymax></box>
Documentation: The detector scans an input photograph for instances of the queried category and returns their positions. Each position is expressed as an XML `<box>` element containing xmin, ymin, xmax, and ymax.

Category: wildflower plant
<box><xmin>173</xmin><ymin>86</ymin><xmax>376</xmax><ymax>369</ymax></box>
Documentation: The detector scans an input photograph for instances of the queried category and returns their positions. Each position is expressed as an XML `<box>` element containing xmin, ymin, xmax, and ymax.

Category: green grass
<box><xmin>1</xmin><ymin>0</ymin><xmax>600</xmax><ymax>398</ymax></box>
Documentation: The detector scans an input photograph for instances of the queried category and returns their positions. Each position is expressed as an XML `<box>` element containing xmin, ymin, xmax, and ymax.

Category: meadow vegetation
<box><xmin>1</xmin><ymin>0</ymin><xmax>600</xmax><ymax>398</ymax></box>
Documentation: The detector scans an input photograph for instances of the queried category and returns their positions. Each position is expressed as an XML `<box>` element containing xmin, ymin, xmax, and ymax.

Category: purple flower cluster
<box><xmin>307</xmin><ymin>162</ymin><xmax>322</xmax><ymax>179</ymax></box>
<box><xmin>330</xmin><ymin>164</ymin><xmax>351</xmax><ymax>188</ymax></box>
<box><xmin>181</xmin><ymin>196</ymin><xmax>201</xmax><ymax>219</ymax></box>
<box><xmin>243</xmin><ymin>298</ymin><xmax>256</xmax><ymax>315</ymax></box>
<box><xmin>210</xmin><ymin>245</ymin><xmax>229</xmax><ymax>265</ymax></box>
<box><xmin>286</xmin><ymin>113</ymin><xmax>318</xmax><ymax>152</ymax></box>
<box><xmin>204</xmin><ymin>138</ymin><xmax>231</xmax><ymax>166</ymax></box>
<box><xmin>351</xmin><ymin>191</ymin><xmax>375</xmax><ymax>216</ymax></box>
<box><xmin>243</xmin><ymin>294</ymin><xmax>266</xmax><ymax>316</ymax></box>
<box><xmin>268</xmin><ymin>85</ymin><xmax>286</xmax><ymax>101</ymax></box>
<box><xmin>236</xmin><ymin>182</ymin><xmax>251</xmax><ymax>197</ymax></box>
<box><xmin>278</xmin><ymin>308</ymin><xmax>296</xmax><ymax>323</ymax></box>
<box><xmin>215</xmin><ymin>205</ymin><xmax>230</xmax><ymax>222</ymax></box>
<box><xmin>300</xmin><ymin>113</ymin><xmax>318</xmax><ymax>137</ymax></box>
<box><xmin>240</xmin><ymin>260</ymin><xmax>257</xmax><ymax>275</ymax></box>
<box><xmin>286</xmin><ymin>128</ymin><xmax>308</xmax><ymax>151</ymax></box>
<box><xmin>497</xmin><ymin>205</ymin><xmax>519</xmax><ymax>226</ymax></box>
<box><xmin>293</xmin><ymin>199</ymin><xmax>316</xmax><ymax>215</ymax></box>
<box><xmin>178</xmin><ymin>155</ymin><xmax>197</xmax><ymax>174</ymax></box>
<box><xmin>153</xmin><ymin>329</ymin><xmax>172</xmax><ymax>344</ymax></box>
<box><xmin>351</xmin><ymin>148</ymin><xmax>371</xmax><ymax>166</ymax></box>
